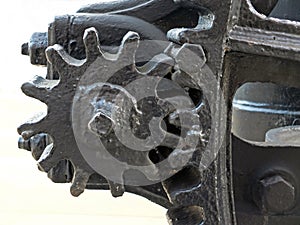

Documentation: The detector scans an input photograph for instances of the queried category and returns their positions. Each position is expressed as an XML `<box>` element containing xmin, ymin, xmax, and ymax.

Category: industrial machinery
<box><xmin>18</xmin><ymin>0</ymin><xmax>300</xmax><ymax>224</ymax></box>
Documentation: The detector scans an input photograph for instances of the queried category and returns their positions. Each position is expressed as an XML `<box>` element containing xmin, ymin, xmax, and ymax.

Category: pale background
<box><xmin>0</xmin><ymin>0</ymin><xmax>166</xmax><ymax>224</ymax></box>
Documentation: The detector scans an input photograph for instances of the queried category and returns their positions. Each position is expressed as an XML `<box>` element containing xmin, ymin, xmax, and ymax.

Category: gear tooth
<box><xmin>173</xmin><ymin>43</ymin><xmax>207</xmax><ymax>74</ymax></box>
<box><xmin>18</xmin><ymin>130</ymin><xmax>35</xmax><ymax>140</ymax></box>
<box><xmin>21</xmin><ymin>76</ymin><xmax>57</xmax><ymax>103</ymax></box>
<box><xmin>171</xmin><ymin>70</ymin><xmax>198</xmax><ymax>89</ymax></box>
<box><xmin>48</xmin><ymin>160</ymin><xmax>73</xmax><ymax>183</ymax></box>
<box><xmin>118</xmin><ymin>31</ymin><xmax>140</xmax><ymax>64</ymax></box>
<box><xmin>108</xmin><ymin>180</ymin><xmax>125</xmax><ymax>197</ymax></box>
<box><xmin>70</xmin><ymin>169</ymin><xmax>90</xmax><ymax>197</ymax></box>
<box><xmin>46</xmin><ymin>44</ymin><xmax>66</xmax><ymax>66</ymax></box>
<box><xmin>83</xmin><ymin>27</ymin><xmax>102</xmax><ymax>60</ymax></box>
<box><xmin>30</xmin><ymin>133</ymin><xmax>52</xmax><ymax>161</ymax></box>
<box><xmin>17</xmin><ymin>113</ymin><xmax>47</xmax><ymax>140</ymax></box>
<box><xmin>37</xmin><ymin>143</ymin><xmax>57</xmax><ymax>172</ymax></box>
<box><xmin>21</xmin><ymin>82</ymin><xmax>47</xmax><ymax>103</ymax></box>
<box><xmin>46</xmin><ymin>45</ymin><xmax>78</xmax><ymax>82</ymax></box>
<box><xmin>139</xmin><ymin>53</ymin><xmax>175</xmax><ymax>76</ymax></box>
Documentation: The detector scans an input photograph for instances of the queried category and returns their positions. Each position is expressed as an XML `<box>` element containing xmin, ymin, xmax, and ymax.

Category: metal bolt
<box><xmin>18</xmin><ymin>137</ymin><xmax>31</xmax><ymax>151</ymax></box>
<box><xmin>253</xmin><ymin>175</ymin><xmax>296</xmax><ymax>213</ymax></box>
<box><xmin>88</xmin><ymin>112</ymin><xmax>114</xmax><ymax>137</ymax></box>
<box><xmin>18</xmin><ymin>133</ymin><xmax>51</xmax><ymax>161</ymax></box>
<box><xmin>21</xmin><ymin>42</ymin><xmax>29</xmax><ymax>55</ymax></box>
<box><xmin>21</xmin><ymin>32</ymin><xmax>48</xmax><ymax>66</ymax></box>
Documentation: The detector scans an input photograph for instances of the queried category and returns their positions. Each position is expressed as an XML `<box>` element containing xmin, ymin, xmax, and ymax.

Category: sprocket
<box><xmin>18</xmin><ymin>27</ymin><xmax>209</xmax><ymax>197</ymax></box>
<box><xmin>18</xmin><ymin>24</ymin><xmax>221</xmax><ymax>225</ymax></box>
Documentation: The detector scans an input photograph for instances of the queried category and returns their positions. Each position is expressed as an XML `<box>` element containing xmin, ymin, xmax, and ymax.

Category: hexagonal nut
<box><xmin>254</xmin><ymin>175</ymin><xmax>296</xmax><ymax>213</ymax></box>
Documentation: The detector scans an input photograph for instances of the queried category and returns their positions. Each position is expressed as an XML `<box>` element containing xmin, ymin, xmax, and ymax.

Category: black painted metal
<box><xmin>18</xmin><ymin>0</ymin><xmax>300</xmax><ymax>224</ymax></box>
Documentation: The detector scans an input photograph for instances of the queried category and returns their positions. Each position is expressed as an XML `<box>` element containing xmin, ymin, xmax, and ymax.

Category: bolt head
<box><xmin>28</xmin><ymin>32</ymin><xmax>48</xmax><ymax>65</ymax></box>
<box><xmin>88</xmin><ymin>113</ymin><xmax>113</xmax><ymax>136</ymax></box>
<box><xmin>254</xmin><ymin>175</ymin><xmax>296</xmax><ymax>214</ymax></box>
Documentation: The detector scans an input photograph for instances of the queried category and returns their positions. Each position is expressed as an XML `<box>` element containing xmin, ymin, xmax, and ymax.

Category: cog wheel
<box><xmin>18</xmin><ymin>27</ymin><xmax>205</xmax><ymax>197</ymax></box>
<box><xmin>17</xmin><ymin>24</ymin><xmax>230</xmax><ymax>225</ymax></box>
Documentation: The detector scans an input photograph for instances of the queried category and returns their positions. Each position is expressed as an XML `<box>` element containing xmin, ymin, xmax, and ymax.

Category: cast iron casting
<box><xmin>18</xmin><ymin>0</ymin><xmax>300</xmax><ymax>224</ymax></box>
